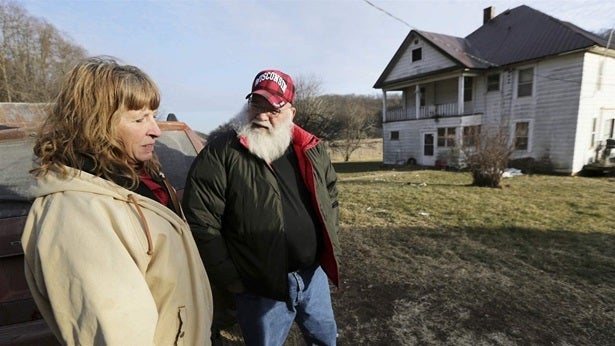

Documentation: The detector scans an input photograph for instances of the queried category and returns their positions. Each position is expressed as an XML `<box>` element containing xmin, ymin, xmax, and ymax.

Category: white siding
<box><xmin>385</xmin><ymin>35</ymin><xmax>457</xmax><ymax>83</ymax></box>
<box><xmin>482</xmin><ymin>70</ymin><xmax>513</xmax><ymax>128</ymax></box>
<box><xmin>576</xmin><ymin>51</ymin><xmax>615</xmax><ymax>172</ymax></box>
<box><xmin>383</xmin><ymin>120</ymin><xmax>436</xmax><ymax>164</ymax></box>
<box><xmin>383</xmin><ymin>116</ymin><xmax>480</xmax><ymax>166</ymax></box>
<box><xmin>508</xmin><ymin>55</ymin><xmax>582</xmax><ymax>172</ymax></box>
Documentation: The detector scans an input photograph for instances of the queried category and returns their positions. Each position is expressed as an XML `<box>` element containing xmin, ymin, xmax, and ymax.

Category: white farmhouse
<box><xmin>374</xmin><ymin>5</ymin><xmax>615</xmax><ymax>174</ymax></box>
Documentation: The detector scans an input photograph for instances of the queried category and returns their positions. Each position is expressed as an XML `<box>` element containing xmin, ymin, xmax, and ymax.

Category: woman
<box><xmin>21</xmin><ymin>57</ymin><xmax>213</xmax><ymax>345</ymax></box>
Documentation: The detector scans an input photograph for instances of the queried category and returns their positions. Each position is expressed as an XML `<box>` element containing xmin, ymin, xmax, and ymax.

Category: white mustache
<box><xmin>251</xmin><ymin>119</ymin><xmax>272</xmax><ymax>130</ymax></box>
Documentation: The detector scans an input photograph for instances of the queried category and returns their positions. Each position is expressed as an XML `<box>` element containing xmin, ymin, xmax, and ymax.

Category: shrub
<box><xmin>462</xmin><ymin>129</ymin><xmax>513</xmax><ymax>188</ymax></box>
<box><xmin>440</xmin><ymin>146</ymin><xmax>467</xmax><ymax>171</ymax></box>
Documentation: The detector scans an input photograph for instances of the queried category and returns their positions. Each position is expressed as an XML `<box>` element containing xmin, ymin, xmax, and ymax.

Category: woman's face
<box><xmin>116</xmin><ymin>107</ymin><xmax>161</xmax><ymax>165</ymax></box>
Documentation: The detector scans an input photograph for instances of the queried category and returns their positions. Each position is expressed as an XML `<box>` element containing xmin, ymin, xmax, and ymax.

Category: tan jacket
<box><xmin>22</xmin><ymin>167</ymin><xmax>212</xmax><ymax>345</ymax></box>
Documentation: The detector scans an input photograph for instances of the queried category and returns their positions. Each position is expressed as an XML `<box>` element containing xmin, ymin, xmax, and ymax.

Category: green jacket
<box><xmin>183</xmin><ymin>125</ymin><xmax>340</xmax><ymax>300</ymax></box>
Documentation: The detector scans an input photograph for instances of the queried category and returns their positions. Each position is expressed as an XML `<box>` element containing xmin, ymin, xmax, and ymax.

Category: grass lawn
<box><xmin>221</xmin><ymin>161</ymin><xmax>615</xmax><ymax>345</ymax></box>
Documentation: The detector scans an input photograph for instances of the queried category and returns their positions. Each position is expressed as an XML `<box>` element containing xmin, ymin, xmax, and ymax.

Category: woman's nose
<box><xmin>149</xmin><ymin>119</ymin><xmax>162</xmax><ymax>137</ymax></box>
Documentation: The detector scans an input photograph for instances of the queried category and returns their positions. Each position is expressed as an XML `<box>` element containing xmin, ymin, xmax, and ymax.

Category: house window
<box><xmin>412</xmin><ymin>48</ymin><xmax>422</xmax><ymax>62</ymax></box>
<box><xmin>487</xmin><ymin>73</ymin><xmax>500</xmax><ymax>91</ymax></box>
<box><xmin>517</xmin><ymin>67</ymin><xmax>534</xmax><ymax>97</ymax></box>
<box><xmin>514</xmin><ymin>122</ymin><xmax>529</xmax><ymax>150</ymax></box>
<box><xmin>464</xmin><ymin>77</ymin><xmax>473</xmax><ymax>102</ymax></box>
<box><xmin>463</xmin><ymin>125</ymin><xmax>481</xmax><ymax>146</ymax></box>
<box><xmin>437</xmin><ymin>127</ymin><xmax>456</xmax><ymax>147</ymax></box>
<box><xmin>390</xmin><ymin>131</ymin><xmax>399</xmax><ymax>140</ymax></box>
<box><xmin>419</xmin><ymin>87</ymin><xmax>426</xmax><ymax>106</ymax></box>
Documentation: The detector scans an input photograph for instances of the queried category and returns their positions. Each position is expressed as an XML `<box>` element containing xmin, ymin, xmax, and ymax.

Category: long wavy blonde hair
<box><xmin>32</xmin><ymin>56</ymin><xmax>161</xmax><ymax>188</ymax></box>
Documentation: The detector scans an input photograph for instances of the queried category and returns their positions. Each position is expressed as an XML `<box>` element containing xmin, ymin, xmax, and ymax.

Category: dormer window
<box><xmin>412</xmin><ymin>48</ymin><xmax>422</xmax><ymax>62</ymax></box>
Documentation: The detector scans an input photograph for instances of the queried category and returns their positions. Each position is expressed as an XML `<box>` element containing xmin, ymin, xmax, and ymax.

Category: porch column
<box><xmin>381</xmin><ymin>90</ymin><xmax>387</xmax><ymax>123</ymax></box>
<box><xmin>415</xmin><ymin>85</ymin><xmax>420</xmax><ymax>119</ymax></box>
<box><xmin>457</xmin><ymin>76</ymin><xmax>465</xmax><ymax>115</ymax></box>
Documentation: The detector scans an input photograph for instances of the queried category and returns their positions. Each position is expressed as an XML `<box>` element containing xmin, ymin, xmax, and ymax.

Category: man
<box><xmin>183</xmin><ymin>69</ymin><xmax>341</xmax><ymax>346</ymax></box>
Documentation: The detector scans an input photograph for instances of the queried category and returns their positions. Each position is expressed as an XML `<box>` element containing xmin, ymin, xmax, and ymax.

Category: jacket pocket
<box><xmin>174</xmin><ymin>306</ymin><xmax>186</xmax><ymax>346</ymax></box>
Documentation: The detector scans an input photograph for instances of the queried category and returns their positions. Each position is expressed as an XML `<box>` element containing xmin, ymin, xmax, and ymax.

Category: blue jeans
<box><xmin>235</xmin><ymin>264</ymin><xmax>337</xmax><ymax>346</ymax></box>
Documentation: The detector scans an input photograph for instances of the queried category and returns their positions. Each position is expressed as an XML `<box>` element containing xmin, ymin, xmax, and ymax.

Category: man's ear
<box><xmin>290</xmin><ymin>107</ymin><xmax>297</xmax><ymax>119</ymax></box>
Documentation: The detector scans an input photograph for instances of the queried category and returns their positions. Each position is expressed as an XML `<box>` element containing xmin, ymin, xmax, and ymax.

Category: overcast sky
<box><xmin>16</xmin><ymin>0</ymin><xmax>615</xmax><ymax>133</ymax></box>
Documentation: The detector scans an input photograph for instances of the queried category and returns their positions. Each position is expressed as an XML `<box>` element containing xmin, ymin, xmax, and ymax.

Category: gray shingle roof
<box><xmin>466</xmin><ymin>5</ymin><xmax>608</xmax><ymax>66</ymax></box>
<box><xmin>416</xmin><ymin>30</ymin><xmax>493</xmax><ymax>68</ymax></box>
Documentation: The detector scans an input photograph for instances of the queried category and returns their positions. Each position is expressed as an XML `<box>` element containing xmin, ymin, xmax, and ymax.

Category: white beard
<box><xmin>235</xmin><ymin>107</ymin><xmax>294</xmax><ymax>162</ymax></box>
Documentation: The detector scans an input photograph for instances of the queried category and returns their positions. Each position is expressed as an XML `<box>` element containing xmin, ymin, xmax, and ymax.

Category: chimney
<box><xmin>483</xmin><ymin>6</ymin><xmax>494</xmax><ymax>24</ymax></box>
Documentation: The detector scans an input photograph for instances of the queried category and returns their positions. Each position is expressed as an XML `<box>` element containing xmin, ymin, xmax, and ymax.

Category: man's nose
<box><xmin>254</xmin><ymin>111</ymin><xmax>272</xmax><ymax>121</ymax></box>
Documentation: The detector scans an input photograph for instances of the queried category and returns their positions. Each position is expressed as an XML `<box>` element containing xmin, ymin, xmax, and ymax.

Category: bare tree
<box><xmin>293</xmin><ymin>76</ymin><xmax>382</xmax><ymax>160</ymax></box>
<box><xmin>326</xmin><ymin>95</ymin><xmax>379</xmax><ymax>161</ymax></box>
<box><xmin>595</xmin><ymin>28</ymin><xmax>614</xmax><ymax>41</ymax></box>
<box><xmin>292</xmin><ymin>73</ymin><xmax>341</xmax><ymax>140</ymax></box>
<box><xmin>0</xmin><ymin>1</ymin><xmax>86</xmax><ymax>103</ymax></box>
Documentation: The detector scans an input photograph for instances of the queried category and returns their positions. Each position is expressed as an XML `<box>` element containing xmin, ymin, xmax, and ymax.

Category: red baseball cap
<box><xmin>245</xmin><ymin>69</ymin><xmax>295</xmax><ymax>108</ymax></box>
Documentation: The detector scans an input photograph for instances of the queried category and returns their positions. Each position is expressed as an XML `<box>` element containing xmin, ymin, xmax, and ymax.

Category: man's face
<box><xmin>247</xmin><ymin>95</ymin><xmax>295</xmax><ymax>132</ymax></box>
<box><xmin>239</xmin><ymin>95</ymin><xmax>295</xmax><ymax>162</ymax></box>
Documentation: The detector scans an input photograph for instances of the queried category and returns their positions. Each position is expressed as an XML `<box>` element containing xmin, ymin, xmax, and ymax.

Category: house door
<box><xmin>421</xmin><ymin>132</ymin><xmax>436</xmax><ymax>166</ymax></box>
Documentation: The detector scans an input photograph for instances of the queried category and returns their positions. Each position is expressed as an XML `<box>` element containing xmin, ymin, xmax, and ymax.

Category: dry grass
<box><xmin>220</xmin><ymin>162</ymin><xmax>615</xmax><ymax>345</ymax></box>
<box><xmin>328</xmin><ymin>138</ymin><xmax>383</xmax><ymax>163</ymax></box>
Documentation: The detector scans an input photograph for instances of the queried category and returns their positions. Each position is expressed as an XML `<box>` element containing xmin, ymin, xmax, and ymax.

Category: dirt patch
<box><xmin>332</xmin><ymin>225</ymin><xmax>615</xmax><ymax>345</ymax></box>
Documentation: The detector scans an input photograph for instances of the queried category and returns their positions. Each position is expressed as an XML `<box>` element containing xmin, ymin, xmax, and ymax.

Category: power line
<box><xmin>363</xmin><ymin>0</ymin><xmax>413</xmax><ymax>29</ymax></box>
<box><xmin>363</xmin><ymin>0</ymin><xmax>497</xmax><ymax>67</ymax></box>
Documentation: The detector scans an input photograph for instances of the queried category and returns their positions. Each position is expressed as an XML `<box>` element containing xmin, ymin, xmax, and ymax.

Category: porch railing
<box><xmin>385</xmin><ymin>103</ymin><xmax>459</xmax><ymax>122</ymax></box>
